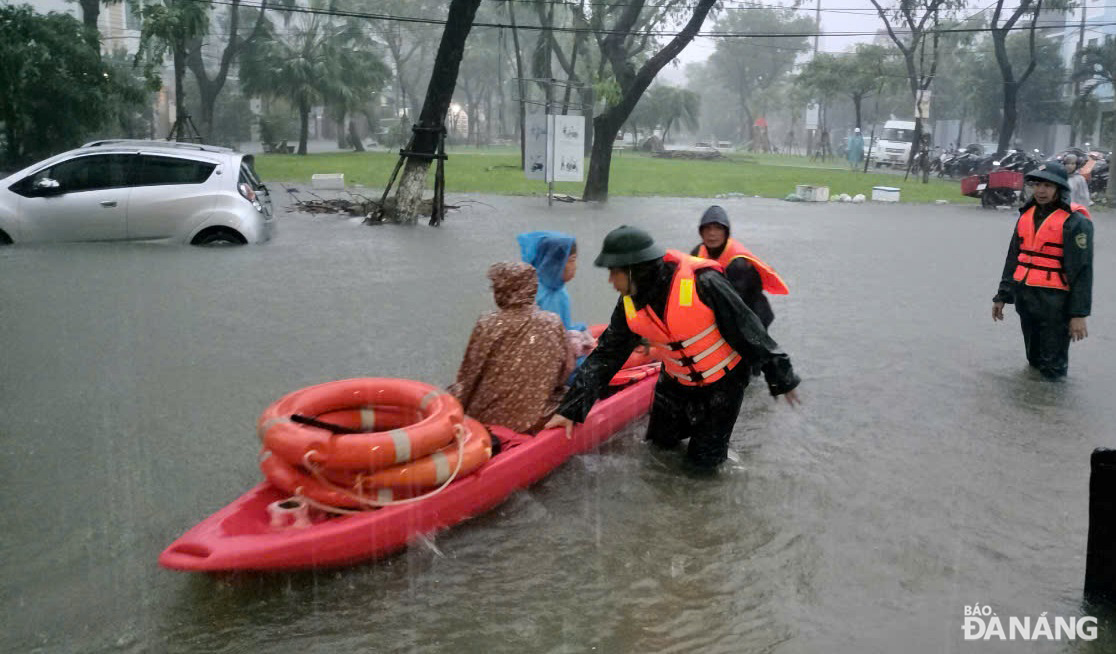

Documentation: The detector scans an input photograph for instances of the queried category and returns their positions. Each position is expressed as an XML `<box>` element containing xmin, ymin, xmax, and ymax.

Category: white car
<box><xmin>0</xmin><ymin>140</ymin><xmax>274</xmax><ymax>245</ymax></box>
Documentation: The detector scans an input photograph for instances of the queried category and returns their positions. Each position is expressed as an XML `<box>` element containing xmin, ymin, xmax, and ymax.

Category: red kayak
<box><xmin>159</xmin><ymin>366</ymin><xmax>658</xmax><ymax>572</ymax></box>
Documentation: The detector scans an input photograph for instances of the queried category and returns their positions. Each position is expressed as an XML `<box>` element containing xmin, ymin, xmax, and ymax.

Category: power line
<box><xmin>192</xmin><ymin>0</ymin><xmax>1112</xmax><ymax>40</ymax></box>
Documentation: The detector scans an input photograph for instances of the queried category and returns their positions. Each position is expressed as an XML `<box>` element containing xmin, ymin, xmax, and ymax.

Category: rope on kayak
<box><xmin>298</xmin><ymin>422</ymin><xmax>469</xmax><ymax>512</ymax></box>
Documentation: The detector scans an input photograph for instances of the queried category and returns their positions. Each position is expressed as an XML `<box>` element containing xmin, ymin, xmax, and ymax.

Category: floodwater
<box><xmin>3</xmin><ymin>191</ymin><xmax>1116</xmax><ymax>654</ymax></box>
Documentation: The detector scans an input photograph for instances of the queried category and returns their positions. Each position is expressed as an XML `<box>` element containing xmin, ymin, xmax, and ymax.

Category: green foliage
<box><xmin>627</xmin><ymin>84</ymin><xmax>700</xmax><ymax>143</ymax></box>
<box><xmin>592</xmin><ymin>71</ymin><xmax>623</xmax><ymax>108</ymax></box>
<box><xmin>183</xmin><ymin>76</ymin><xmax>253</xmax><ymax>145</ymax></box>
<box><xmin>239</xmin><ymin>1</ymin><xmax>388</xmax><ymax>152</ymax></box>
<box><xmin>0</xmin><ymin>5</ymin><xmax>149</xmax><ymax>167</ymax></box>
<box><xmin>970</xmin><ymin>32</ymin><xmax>1066</xmax><ymax>132</ymax></box>
<box><xmin>1076</xmin><ymin>40</ymin><xmax>1116</xmax><ymax>90</ymax></box>
<box><xmin>797</xmin><ymin>44</ymin><xmax>902</xmax><ymax>113</ymax></box>
<box><xmin>130</xmin><ymin>0</ymin><xmax>210</xmax><ymax>81</ymax></box>
<box><xmin>705</xmin><ymin>7</ymin><xmax>814</xmax><ymax>136</ymax></box>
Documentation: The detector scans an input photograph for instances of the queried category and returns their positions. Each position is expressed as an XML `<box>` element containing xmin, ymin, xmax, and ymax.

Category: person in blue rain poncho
<box><xmin>517</xmin><ymin>231</ymin><xmax>597</xmax><ymax>361</ymax></box>
<box><xmin>846</xmin><ymin>127</ymin><xmax>864</xmax><ymax>171</ymax></box>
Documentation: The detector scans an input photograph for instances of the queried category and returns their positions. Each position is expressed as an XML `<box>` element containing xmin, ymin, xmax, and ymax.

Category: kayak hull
<box><xmin>159</xmin><ymin>373</ymin><xmax>656</xmax><ymax>572</ymax></box>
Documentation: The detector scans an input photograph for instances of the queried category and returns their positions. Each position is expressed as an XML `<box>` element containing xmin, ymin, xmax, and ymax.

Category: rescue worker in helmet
<box><xmin>992</xmin><ymin>161</ymin><xmax>1093</xmax><ymax>379</ymax></box>
<box><xmin>544</xmin><ymin>226</ymin><xmax>802</xmax><ymax>471</ymax></box>
<box><xmin>690</xmin><ymin>205</ymin><xmax>787</xmax><ymax>329</ymax></box>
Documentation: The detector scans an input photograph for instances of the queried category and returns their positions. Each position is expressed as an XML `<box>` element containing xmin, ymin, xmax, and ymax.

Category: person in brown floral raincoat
<box><xmin>449</xmin><ymin>262</ymin><xmax>573</xmax><ymax>433</ymax></box>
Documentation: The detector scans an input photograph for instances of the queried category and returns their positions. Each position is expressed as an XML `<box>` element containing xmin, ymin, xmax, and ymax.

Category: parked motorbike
<box><xmin>978</xmin><ymin>149</ymin><xmax>1041</xmax><ymax>209</ymax></box>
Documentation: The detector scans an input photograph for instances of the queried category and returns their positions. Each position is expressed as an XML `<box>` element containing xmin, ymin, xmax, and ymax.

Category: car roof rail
<box><xmin>80</xmin><ymin>139</ymin><xmax>236</xmax><ymax>154</ymax></box>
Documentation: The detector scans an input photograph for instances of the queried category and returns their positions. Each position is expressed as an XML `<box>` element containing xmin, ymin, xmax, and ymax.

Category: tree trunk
<box><xmin>298</xmin><ymin>100</ymin><xmax>310</xmax><ymax>155</ymax></box>
<box><xmin>581</xmin><ymin>0</ymin><xmax>716</xmax><ymax>201</ymax></box>
<box><xmin>350</xmin><ymin>119</ymin><xmax>365</xmax><ymax>152</ymax></box>
<box><xmin>173</xmin><ymin>44</ymin><xmax>188</xmax><ymax>141</ymax></box>
<box><xmin>583</xmin><ymin>113</ymin><xmax>624</xmax><ymax>201</ymax></box>
<box><xmin>78</xmin><ymin>0</ymin><xmax>100</xmax><ymax>49</ymax></box>
<box><xmin>997</xmin><ymin>82</ymin><xmax>1019</xmax><ymax>156</ymax></box>
<box><xmin>508</xmin><ymin>2</ymin><xmax>526</xmax><ymax>169</ymax></box>
<box><xmin>388</xmin><ymin>0</ymin><xmax>483</xmax><ymax>224</ymax></box>
<box><xmin>186</xmin><ymin>1</ymin><xmax>258</xmax><ymax>145</ymax></box>
<box><xmin>336</xmin><ymin>110</ymin><xmax>348</xmax><ymax>150</ymax></box>
<box><xmin>196</xmin><ymin>80</ymin><xmax>219</xmax><ymax>142</ymax></box>
<box><xmin>852</xmin><ymin>95</ymin><xmax>862</xmax><ymax>130</ymax></box>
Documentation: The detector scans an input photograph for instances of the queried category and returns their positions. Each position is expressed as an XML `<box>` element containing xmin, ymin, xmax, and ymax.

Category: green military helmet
<box><xmin>593</xmin><ymin>225</ymin><xmax>665</xmax><ymax>268</ymax></box>
<box><xmin>1025</xmin><ymin>160</ymin><xmax>1070</xmax><ymax>192</ymax></box>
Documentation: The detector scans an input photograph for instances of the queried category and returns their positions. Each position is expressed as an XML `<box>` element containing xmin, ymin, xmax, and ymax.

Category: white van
<box><xmin>870</xmin><ymin>120</ymin><xmax>928</xmax><ymax>167</ymax></box>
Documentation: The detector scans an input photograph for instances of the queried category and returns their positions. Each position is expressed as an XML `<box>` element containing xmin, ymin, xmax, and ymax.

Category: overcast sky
<box><xmin>660</xmin><ymin>0</ymin><xmax>887</xmax><ymax>84</ymax></box>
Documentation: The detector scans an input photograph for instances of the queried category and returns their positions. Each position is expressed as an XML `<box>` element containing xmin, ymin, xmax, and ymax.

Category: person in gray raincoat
<box><xmin>544</xmin><ymin>226</ymin><xmax>801</xmax><ymax>471</ymax></box>
<box><xmin>992</xmin><ymin>161</ymin><xmax>1093</xmax><ymax>379</ymax></box>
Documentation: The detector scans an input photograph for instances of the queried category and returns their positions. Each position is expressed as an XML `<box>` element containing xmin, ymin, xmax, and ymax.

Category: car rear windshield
<box><xmin>133</xmin><ymin>155</ymin><xmax>216</xmax><ymax>186</ymax></box>
<box><xmin>239</xmin><ymin>158</ymin><xmax>264</xmax><ymax>189</ymax></box>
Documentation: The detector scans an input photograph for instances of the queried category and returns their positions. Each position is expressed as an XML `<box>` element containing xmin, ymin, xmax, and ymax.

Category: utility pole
<box><xmin>814</xmin><ymin>0</ymin><xmax>821</xmax><ymax>55</ymax></box>
<box><xmin>807</xmin><ymin>0</ymin><xmax>821</xmax><ymax>157</ymax></box>
<box><xmin>1071</xmin><ymin>0</ymin><xmax>1087</xmax><ymax>145</ymax></box>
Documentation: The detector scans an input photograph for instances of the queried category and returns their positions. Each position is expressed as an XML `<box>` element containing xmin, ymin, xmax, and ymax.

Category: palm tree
<box><xmin>240</xmin><ymin>2</ymin><xmax>387</xmax><ymax>154</ymax></box>
<box><xmin>1074</xmin><ymin>41</ymin><xmax>1116</xmax><ymax>142</ymax></box>
<box><xmin>652</xmin><ymin>86</ymin><xmax>700</xmax><ymax>144</ymax></box>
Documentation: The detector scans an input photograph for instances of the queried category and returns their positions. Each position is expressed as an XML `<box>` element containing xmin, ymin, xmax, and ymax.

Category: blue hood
<box><xmin>516</xmin><ymin>231</ymin><xmax>584</xmax><ymax>330</ymax></box>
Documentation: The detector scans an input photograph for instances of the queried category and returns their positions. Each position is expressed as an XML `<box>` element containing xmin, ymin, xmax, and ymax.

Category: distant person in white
<box><xmin>1063</xmin><ymin>153</ymin><xmax>1092</xmax><ymax>207</ymax></box>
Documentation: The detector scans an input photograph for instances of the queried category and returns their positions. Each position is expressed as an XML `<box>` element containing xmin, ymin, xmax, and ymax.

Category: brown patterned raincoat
<box><xmin>449</xmin><ymin>262</ymin><xmax>572</xmax><ymax>433</ymax></box>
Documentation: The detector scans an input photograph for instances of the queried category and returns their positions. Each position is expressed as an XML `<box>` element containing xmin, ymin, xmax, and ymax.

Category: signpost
<box><xmin>515</xmin><ymin>77</ymin><xmax>589</xmax><ymax>205</ymax></box>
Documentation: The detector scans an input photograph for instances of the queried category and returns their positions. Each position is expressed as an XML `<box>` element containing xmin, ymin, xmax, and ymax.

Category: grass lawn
<box><xmin>254</xmin><ymin>149</ymin><xmax>975</xmax><ymax>205</ymax></box>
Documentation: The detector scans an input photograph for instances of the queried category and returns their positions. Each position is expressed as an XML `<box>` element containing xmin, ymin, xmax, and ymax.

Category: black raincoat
<box><xmin>555</xmin><ymin>257</ymin><xmax>800</xmax><ymax>469</ymax></box>
<box><xmin>993</xmin><ymin>197</ymin><xmax>1093</xmax><ymax>378</ymax></box>
<box><xmin>689</xmin><ymin>243</ymin><xmax>774</xmax><ymax>328</ymax></box>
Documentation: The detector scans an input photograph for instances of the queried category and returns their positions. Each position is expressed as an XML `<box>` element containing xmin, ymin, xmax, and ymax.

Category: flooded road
<box><xmin>3</xmin><ymin>192</ymin><xmax>1116</xmax><ymax>653</ymax></box>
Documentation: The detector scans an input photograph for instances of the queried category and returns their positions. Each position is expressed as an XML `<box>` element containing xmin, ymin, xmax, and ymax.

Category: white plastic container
<box><xmin>796</xmin><ymin>185</ymin><xmax>830</xmax><ymax>202</ymax></box>
<box><xmin>872</xmin><ymin>186</ymin><xmax>901</xmax><ymax>202</ymax></box>
<box><xmin>312</xmin><ymin>173</ymin><xmax>345</xmax><ymax>189</ymax></box>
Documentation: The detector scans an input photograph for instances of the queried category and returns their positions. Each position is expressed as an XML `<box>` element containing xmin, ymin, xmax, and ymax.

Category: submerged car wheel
<box><xmin>192</xmin><ymin>228</ymin><xmax>246</xmax><ymax>247</ymax></box>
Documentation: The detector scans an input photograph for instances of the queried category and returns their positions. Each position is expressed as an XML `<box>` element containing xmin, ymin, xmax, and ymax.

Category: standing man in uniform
<box><xmin>544</xmin><ymin>226</ymin><xmax>801</xmax><ymax>471</ymax></box>
<box><xmin>690</xmin><ymin>205</ymin><xmax>788</xmax><ymax>329</ymax></box>
<box><xmin>992</xmin><ymin>161</ymin><xmax>1093</xmax><ymax>379</ymax></box>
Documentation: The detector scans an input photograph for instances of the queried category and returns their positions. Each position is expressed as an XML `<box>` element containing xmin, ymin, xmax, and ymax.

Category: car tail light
<box><xmin>238</xmin><ymin>182</ymin><xmax>257</xmax><ymax>202</ymax></box>
<box><xmin>239</xmin><ymin>182</ymin><xmax>264</xmax><ymax>212</ymax></box>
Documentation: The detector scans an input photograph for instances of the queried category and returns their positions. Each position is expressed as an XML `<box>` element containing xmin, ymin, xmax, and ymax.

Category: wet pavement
<box><xmin>2</xmin><ymin>191</ymin><xmax>1116</xmax><ymax>653</ymax></box>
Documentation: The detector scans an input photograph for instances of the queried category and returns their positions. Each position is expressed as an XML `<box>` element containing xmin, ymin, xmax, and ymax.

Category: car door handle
<box><xmin>100</xmin><ymin>201</ymin><xmax>117</xmax><ymax>208</ymax></box>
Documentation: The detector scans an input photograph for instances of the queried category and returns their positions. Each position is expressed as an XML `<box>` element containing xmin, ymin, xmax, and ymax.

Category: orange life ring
<box><xmin>259</xmin><ymin>417</ymin><xmax>492</xmax><ymax>509</ymax></box>
<box><xmin>258</xmin><ymin>378</ymin><xmax>463</xmax><ymax>472</ymax></box>
<box><xmin>325</xmin><ymin>417</ymin><xmax>492</xmax><ymax>491</ymax></box>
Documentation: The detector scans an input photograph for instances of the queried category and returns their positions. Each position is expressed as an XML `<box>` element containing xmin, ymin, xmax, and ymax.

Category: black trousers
<box><xmin>645</xmin><ymin>367</ymin><xmax>749</xmax><ymax>469</ymax></box>
<box><xmin>1015</xmin><ymin>287</ymin><xmax>1071</xmax><ymax>378</ymax></box>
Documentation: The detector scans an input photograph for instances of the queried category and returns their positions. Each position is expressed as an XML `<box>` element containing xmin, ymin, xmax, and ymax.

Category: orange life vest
<box><xmin>622</xmin><ymin>250</ymin><xmax>742</xmax><ymax>386</ymax></box>
<box><xmin>697</xmin><ymin>238</ymin><xmax>789</xmax><ymax>295</ymax></box>
<box><xmin>1013</xmin><ymin>206</ymin><xmax>1075</xmax><ymax>291</ymax></box>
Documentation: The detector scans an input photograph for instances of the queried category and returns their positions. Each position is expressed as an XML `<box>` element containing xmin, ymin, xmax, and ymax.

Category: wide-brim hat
<box><xmin>594</xmin><ymin>225</ymin><xmax>665</xmax><ymax>268</ymax></box>
<box><xmin>1025</xmin><ymin>161</ymin><xmax>1070</xmax><ymax>192</ymax></box>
